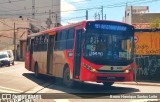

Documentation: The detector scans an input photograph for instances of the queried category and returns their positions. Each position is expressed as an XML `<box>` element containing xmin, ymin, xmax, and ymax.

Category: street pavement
<box><xmin>0</xmin><ymin>61</ymin><xmax>160</xmax><ymax>102</ymax></box>
<box><xmin>116</xmin><ymin>81</ymin><xmax>160</xmax><ymax>87</ymax></box>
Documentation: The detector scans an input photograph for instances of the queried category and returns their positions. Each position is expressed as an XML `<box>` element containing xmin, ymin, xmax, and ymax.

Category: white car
<box><xmin>0</xmin><ymin>51</ymin><xmax>14</xmax><ymax>67</ymax></box>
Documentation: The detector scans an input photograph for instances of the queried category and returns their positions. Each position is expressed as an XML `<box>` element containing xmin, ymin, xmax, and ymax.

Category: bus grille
<box><xmin>97</xmin><ymin>70</ymin><xmax>125</xmax><ymax>73</ymax></box>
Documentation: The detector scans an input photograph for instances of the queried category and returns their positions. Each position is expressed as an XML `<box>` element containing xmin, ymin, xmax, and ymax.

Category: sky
<box><xmin>0</xmin><ymin>0</ymin><xmax>160</xmax><ymax>27</ymax></box>
<box><xmin>61</xmin><ymin>0</ymin><xmax>160</xmax><ymax>25</ymax></box>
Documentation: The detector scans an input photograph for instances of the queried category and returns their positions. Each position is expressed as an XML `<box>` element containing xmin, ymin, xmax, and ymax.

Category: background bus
<box><xmin>25</xmin><ymin>20</ymin><xmax>135</xmax><ymax>88</ymax></box>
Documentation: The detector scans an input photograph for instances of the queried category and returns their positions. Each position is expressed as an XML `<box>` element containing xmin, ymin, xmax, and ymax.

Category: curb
<box><xmin>115</xmin><ymin>82</ymin><xmax>160</xmax><ymax>87</ymax></box>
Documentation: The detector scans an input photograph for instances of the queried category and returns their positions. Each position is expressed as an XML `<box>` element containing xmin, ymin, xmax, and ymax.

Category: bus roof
<box><xmin>28</xmin><ymin>20</ymin><xmax>133</xmax><ymax>38</ymax></box>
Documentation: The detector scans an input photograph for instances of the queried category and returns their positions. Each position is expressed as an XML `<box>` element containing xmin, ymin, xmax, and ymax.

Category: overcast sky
<box><xmin>0</xmin><ymin>0</ymin><xmax>160</xmax><ymax>26</ymax></box>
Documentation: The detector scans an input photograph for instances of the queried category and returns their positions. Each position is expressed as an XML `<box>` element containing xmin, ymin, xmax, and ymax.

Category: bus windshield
<box><xmin>83</xmin><ymin>22</ymin><xmax>134</xmax><ymax>65</ymax></box>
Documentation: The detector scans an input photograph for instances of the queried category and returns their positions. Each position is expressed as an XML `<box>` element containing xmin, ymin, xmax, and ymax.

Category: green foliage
<box><xmin>150</xmin><ymin>18</ymin><xmax>160</xmax><ymax>30</ymax></box>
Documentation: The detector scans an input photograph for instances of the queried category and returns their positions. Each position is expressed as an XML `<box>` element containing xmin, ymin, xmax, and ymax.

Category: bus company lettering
<box><xmin>94</xmin><ymin>24</ymin><xmax>127</xmax><ymax>31</ymax></box>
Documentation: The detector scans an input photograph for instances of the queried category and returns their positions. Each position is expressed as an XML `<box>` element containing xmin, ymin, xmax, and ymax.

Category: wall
<box><xmin>136</xmin><ymin>55</ymin><xmax>160</xmax><ymax>80</ymax></box>
<box><xmin>135</xmin><ymin>32</ymin><xmax>160</xmax><ymax>55</ymax></box>
<box><xmin>135</xmin><ymin>31</ymin><xmax>160</xmax><ymax>81</ymax></box>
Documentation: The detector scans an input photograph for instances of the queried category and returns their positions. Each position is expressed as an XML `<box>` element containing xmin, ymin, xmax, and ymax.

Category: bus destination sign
<box><xmin>94</xmin><ymin>24</ymin><xmax>127</xmax><ymax>31</ymax></box>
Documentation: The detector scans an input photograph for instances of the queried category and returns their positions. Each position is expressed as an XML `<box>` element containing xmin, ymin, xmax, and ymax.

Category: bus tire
<box><xmin>103</xmin><ymin>82</ymin><xmax>114</xmax><ymax>88</ymax></box>
<box><xmin>63</xmin><ymin>67</ymin><xmax>75</xmax><ymax>88</ymax></box>
<box><xmin>34</xmin><ymin>63</ymin><xmax>39</xmax><ymax>78</ymax></box>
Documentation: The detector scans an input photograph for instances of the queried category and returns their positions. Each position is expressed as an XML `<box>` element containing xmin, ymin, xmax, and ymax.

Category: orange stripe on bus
<box><xmin>48</xmin><ymin>32</ymin><xmax>56</xmax><ymax>35</ymax></box>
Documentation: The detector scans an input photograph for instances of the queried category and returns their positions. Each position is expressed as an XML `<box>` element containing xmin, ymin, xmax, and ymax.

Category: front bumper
<box><xmin>80</xmin><ymin>68</ymin><xmax>134</xmax><ymax>82</ymax></box>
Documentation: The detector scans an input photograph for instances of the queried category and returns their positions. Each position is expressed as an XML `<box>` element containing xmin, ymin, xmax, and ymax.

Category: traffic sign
<box><xmin>134</xmin><ymin>35</ymin><xmax>139</xmax><ymax>43</ymax></box>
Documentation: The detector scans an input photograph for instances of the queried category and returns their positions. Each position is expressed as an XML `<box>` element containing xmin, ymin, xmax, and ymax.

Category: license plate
<box><xmin>107</xmin><ymin>77</ymin><xmax>116</xmax><ymax>80</ymax></box>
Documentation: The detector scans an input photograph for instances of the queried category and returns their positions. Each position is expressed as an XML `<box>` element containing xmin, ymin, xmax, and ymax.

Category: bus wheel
<box><xmin>34</xmin><ymin>63</ymin><xmax>39</xmax><ymax>78</ymax></box>
<box><xmin>63</xmin><ymin>67</ymin><xmax>74</xmax><ymax>88</ymax></box>
<box><xmin>103</xmin><ymin>82</ymin><xmax>114</xmax><ymax>88</ymax></box>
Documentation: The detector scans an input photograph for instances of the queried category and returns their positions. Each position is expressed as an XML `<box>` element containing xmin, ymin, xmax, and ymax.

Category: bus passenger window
<box><xmin>67</xmin><ymin>28</ymin><xmax>74</xmax><ymax>50</ymax></box>
<box><xmin>55</xmin><ymin>31</ymin><xmax>61</xmax><ymax>50</ymax></box>
<box><xmin>44</xmin><ymin>35</ymin><xmax>48</xmax><ymax>50</ymax></box>
<box><xmin>60</xmin><ymin>30</ymin><xmax>67</xmax><ymax>50</ymax></box>
<box><xmin>34</xmin><ymin>37</ymin><xmax>39</xmax><ymax>51</ymax></box>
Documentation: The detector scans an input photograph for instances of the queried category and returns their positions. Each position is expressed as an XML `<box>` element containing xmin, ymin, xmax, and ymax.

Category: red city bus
<box><xmin>25</xmin><ymin>20</ymin><xmax>136</xmax><ymax>88</ymax></box>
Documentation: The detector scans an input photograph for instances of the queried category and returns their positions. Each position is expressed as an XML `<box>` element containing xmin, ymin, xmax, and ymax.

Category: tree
<box><xmin>150</xmin><ymin>17</ymin><xmax>160</xmax><ymax>31</ymax></box>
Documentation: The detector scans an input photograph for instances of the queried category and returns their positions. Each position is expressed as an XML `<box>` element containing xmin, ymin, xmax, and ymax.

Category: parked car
<box><xmin>0</xmin><ymin>50</ymin><xmax>14</xmax><ymax>67</ymax></box>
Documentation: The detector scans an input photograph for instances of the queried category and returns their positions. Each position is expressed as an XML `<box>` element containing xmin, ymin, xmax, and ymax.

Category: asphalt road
<box><xmin>0</xmin><ymin>62</ymin><xmax>160</xmax><ymax>102</ymax></box>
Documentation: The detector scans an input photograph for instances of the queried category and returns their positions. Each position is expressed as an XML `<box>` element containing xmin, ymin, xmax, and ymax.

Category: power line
<box><xmin>0</xmin><ymin>20</ymin><xmax>13</xmax><ymax>29</ymax></box>
<box><xmin>0</xmin><ymin>29</ymin><xmax>15</xmax><ymax>32</ymax></box>
<box><xmin>1</xmin><ymin>0</ymin><xmax>157</xmax><ymax>16</ymax></box>
<box><xmin>0</xmin><ymin>0</ymin><xmax>25</xmax><ymax>5</ymax></box>
<box><xmin>1</xmin><ymin>0</ymin><xmax>92</xmax><ymax>13</ymax></box>
<box><xmin>0</xmin><ymin>35</ymin><xmax>13</xmax><ymax>39</ymax></box>
<box><xmin>6</xmin><ymin>0</ymin><xmax>144</xmax><ymax>13</ymax></box>
<box><xmin>0</xmin><ymin>0</ymin><xmax>158</xmax><ymax>24</ymax></box>
<box><xmin>61</xmin><ymin>16</ymin><xmax>86</xmax><ymax>21</ymax></box>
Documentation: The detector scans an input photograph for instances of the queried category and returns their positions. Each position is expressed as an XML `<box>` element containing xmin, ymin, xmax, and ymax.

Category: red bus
<box><xmin>25</xmin><ymin>20</ymin><xmax>136</xmax><ymax>88</ymax></box>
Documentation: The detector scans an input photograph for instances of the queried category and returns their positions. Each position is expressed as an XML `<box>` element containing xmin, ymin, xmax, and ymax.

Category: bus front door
<box><xmin>73</xmin><ymin>29</ymin><xmax>82</xmax><ymax>78</ymax></box>
<box><xmin>29</xmin><ymin>39</ymin><xmax>34</xmax><ymax>71</ymax></box>
<box><xmin>47</xmin><ymin>35</ymin><xmax>54</xmax><ymax>75</ymax></box>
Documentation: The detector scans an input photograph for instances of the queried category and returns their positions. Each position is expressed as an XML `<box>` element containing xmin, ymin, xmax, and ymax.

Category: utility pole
<box><xmin>104</xmin><ymin>14</ymin><xmax>106</xmax><ymax>20</ymax></box>
<box><xmin>46</xmin><ymin>10</ymin><xmax>52</xmax><ymax>29</ymax></box>
<box><xmin>130</xmin><ymin>5</ymin><xmax>133</xmax><ymax>24</ymax></box>
<box><xmin>52</xmin><ymin>0</ymin><xmax>53</xmax><ymax>13</ymax></box>
<box><xmin>125</xmin><ymin>3</ymin><xmax>128</xmax><ymax>23</ymax></box>
<box><xmin>55</xmin><ymin>13</ymin><xmax>58</xmax><ymax>27</ymax></box>
<box><xmin>98</xmin><ymin>13</ymin><xmax>100</xmax><ymax>20</ymax></box>
<box><xmin>51</xmin><ymin>0</ymin><xmax>54</xmax><ymax>27</ymax></box>
<box><xmin>101</xmin><ymin>6</ymin><xmax>103</xmax><ymax>20</ymax></box>
<box><xmin>86</xmin><ymin>10</ymin><xmax>88</xmax><ymax>20</ymax></box>
<box><xmin>32</xmin><ymin>0</ymin><xmax>35</xmax><ymax>19</ymax></box>
<box><xmin>13</xmin><ymin>22</ymin><xmax>16</xmax><ymax>60</ymax></box>
<box><xmin>49</xmin><ymin>10</ymin><xmax>51</xmax><ymax>22</ymax></box>
<box><xmin>94</xmin><ymin>12</ymin><xmax>97</xmax><ymax>20</ymax></box>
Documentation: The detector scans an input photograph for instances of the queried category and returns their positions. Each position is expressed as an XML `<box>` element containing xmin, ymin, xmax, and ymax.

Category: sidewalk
<box><xmin>116</xmin><ymin>81</ymin><xmax>160</xmax><ymax>86</ymax></box>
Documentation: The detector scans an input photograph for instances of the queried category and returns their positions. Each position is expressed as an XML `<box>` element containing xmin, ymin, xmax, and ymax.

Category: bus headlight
<box><xmin>91</xmin><ymin>68</ymin><xmax>97</xmax><ymax>72</ymax></box>
<box><xmin>125</xmin><ymin>69</ymin><xmax>129</xmax><ymax>73</ymax></box>
<box><xmin>83</xmin><ymin>63</ymin><xmax>97</xmax><ymax>72</ymax></box>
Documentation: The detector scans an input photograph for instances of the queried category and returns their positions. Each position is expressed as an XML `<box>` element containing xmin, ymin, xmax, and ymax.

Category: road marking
<box><xmin>0</xmin><ymin>86</ymin><xmax>23</xmax><ymax>93</ymax></box>
<box><xmin>54</xmin><ymin>99</ymin><xmax>70</xmax><ymax>102</ymax></box>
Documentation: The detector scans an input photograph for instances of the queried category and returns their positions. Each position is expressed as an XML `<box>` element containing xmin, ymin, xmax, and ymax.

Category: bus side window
<box><xmin>67</xmin><ymin>28</ymin><xmax>74</xmax><ymax>50</ymax></box>
<box><xmin>44</xmin><ymin>35</ymin><xmax>48</xmax><ymax>51</ymax></box>
<box><xmin>41</xmin><ymin>35</ymin><xmax>48</xmax><ymax>51</ymax></box>
<box><xmin>33</xmin><ymin>37</ymin><xmax>38</xmax><ymax>52</ymax></box>
<box><xmin>37</xmin><ymin>36</ymin><xmax>40</xmax><ymax>51</ymax></box>
<box><xmin>60</xmin><ymin>30</ymin><xmax>67</xmax><ymax>50</ymax></box>
<box><xmin>39</xmin><ymin>36</ymin><xmax>43</xmax><ymax>51</ymax></box>
<box><xmin>55</xmin><ymin>31</ymin><xmax>61</xmax><ymax>50</ymax></box>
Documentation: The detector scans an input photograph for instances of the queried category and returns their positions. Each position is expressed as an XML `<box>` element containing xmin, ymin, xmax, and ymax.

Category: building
<box><xmin>0</xmin><ymin>0</ymin><xmax>61</xmax><ymax>61</ymax></box>
<box><xmin>0</xmin><ymin>18</ymin><xmax>40</xmax><ymax>60</ymax></box>
<box><xmin>123</xmin><ymin>6</ymin><xmax>160</xmax><ymax>81</ymax></box>
<box><xmin>124</xmin><ymin>6</ymin><xmax>160</xmax><ymax>29</ymax></box>
<box><xmin>42</xmin><ymin>0</ymin><xmax>61</xmax><ymax>28</ymax></box>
